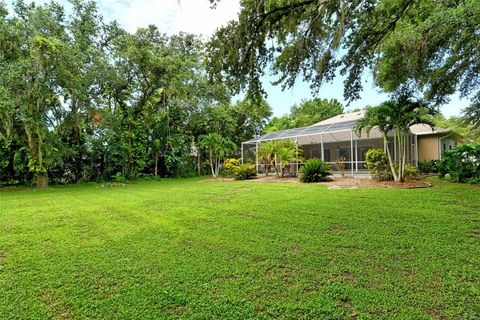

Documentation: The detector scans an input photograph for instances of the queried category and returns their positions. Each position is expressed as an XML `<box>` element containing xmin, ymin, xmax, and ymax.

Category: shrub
<box><xmin>299</xmin><ymin>159</ymin><xmax>332</xmax><ymax>182</ymax></box>
<box><xmin>365</xmin><ymin>149</ymin><xmax>392</xmax><ymax>180</ymax></box>
<box><xmin>233</xmin><ymin>164</ymin><xmax>257</xmax><ymax>180</ymax></box>
<box><xmin>334</xmin><ymin>157</ymin><xmax>346</xmax><ymax>177</ymax></box>
<box><xmin>404</xmin><ymin>164</ymin><xmax>418</xmax><ymax>180</ymax></box>
<box><xmin>418</xmin><ymin>160</ymin><xmax>439</xmax><ymax>174</ymax></box>
<box><xmin>438</xmin><ymin>144</ymin><xmax>480</xmax><ymax>183</ymax></box>
<box><xmin>223</xmin><ymin>158</ymin><xmax>241</xmax><ymax>177</ymax></box>
<box><xmin>114</xmin><ymin>172</ymin><xmax>127</xmax><ymax>183</ymax></box>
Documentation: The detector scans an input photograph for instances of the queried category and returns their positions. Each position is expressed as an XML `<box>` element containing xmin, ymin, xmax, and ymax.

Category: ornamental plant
<box><xmin>299</xmin><ymin>159</ymin><xmax>332</xmax><ymax>183</ymax></box>
<box><xmin>438</xmin><ymin>144</ymin><xmax>480</xmax><ymax>183</ymax></box>
<box><xmin>223</xmin><ymin>158</ymin><xmax>241</xmax><ymax>177</ymax></box>
<box><xmin>233</xmin><ymin>164</ymin><xmax>257</xmax><ymax>180</ymax></box>
<box><xmin>365</xmin><ymin>149</ymin><xmax>392</xmax><ymax>181</ymax></box>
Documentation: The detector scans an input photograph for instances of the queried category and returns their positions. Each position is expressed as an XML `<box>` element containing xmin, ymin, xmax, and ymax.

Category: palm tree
<box><xmin>199</xmin><ymin>133</ymin><xmax>236</xmax><ymax>178</ymax></box>
<box><xmin>276</xmin><ymin>140</ymin><xmax>304</xmax><ymax>177</ymax></box>
<box><xmin>258</xmin><ymin>140</ymin><xmax>303</xmax><ymax>177</ymax></box>
<box><xmin>257</xmin><ymin>140</ymin><xmax>284</xmax><ymax>177</ymax></box>
<box><xmin>355</xmin><ymin>96</ymin><xmax>436</xmax><ymax>182</ymax></box>
<box><xmin>257</xmin><ymin>142</ymin><xmax>274</xmax><ymax>176</ymax></box>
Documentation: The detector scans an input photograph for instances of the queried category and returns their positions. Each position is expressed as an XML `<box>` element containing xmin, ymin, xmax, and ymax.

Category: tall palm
<box><xmin>355</xmin><ymin>96</ymin><xmax>436</xmax><ymax>181</ymax></box>
<box><xmin>199</xmin><ymin>133</ymin><xmax>236</xmax><ymax>178</ymax></box>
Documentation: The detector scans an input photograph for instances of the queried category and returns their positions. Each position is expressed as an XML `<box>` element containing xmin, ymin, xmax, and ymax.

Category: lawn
<box><xmin>0</xmin><ymin>178</ymin><xmax>479</xmax><ymax>319</ymax></box>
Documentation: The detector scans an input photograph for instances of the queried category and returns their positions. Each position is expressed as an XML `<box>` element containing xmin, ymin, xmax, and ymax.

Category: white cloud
<box><xmin>97</xmin><ymin>0</ymin><xmax>240</xmax><ymax>36</ymax></box>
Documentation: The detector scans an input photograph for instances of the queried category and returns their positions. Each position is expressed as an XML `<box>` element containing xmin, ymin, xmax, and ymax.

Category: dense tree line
<box><xmin>264</xmin><ymin>98</ymin><xmax>344</xmax><ymax>132</ymax></box>
<box><xmin>0</xmin><ymin>1</ymin><xmax>271</xmax><ymax>187</ymax></box>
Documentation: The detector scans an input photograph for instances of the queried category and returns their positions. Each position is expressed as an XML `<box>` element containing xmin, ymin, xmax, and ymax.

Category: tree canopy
<box><xmin>265</xmin><ymin>98</ymin><xmax>343</xmax><ymax>132</ymax></box>
<box><xmin>0</xmin><ymin>0</ymin><xmax>272</xmax><ymax>187</ymax></box>
<box><xmin>207</xmin><ymin>0</ymin><xmax>479</xmax><ymax>123</ymax></box>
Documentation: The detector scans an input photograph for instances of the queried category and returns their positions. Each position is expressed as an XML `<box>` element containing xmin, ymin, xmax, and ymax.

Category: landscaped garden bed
<box><xmin>203</xmin><ymin>175</ymin><xmax>432</xmax><ymax>189</ymax></box>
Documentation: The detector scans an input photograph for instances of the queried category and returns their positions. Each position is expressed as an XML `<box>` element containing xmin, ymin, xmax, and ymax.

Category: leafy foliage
<box><xmin>200</xmin><ymin>133</ymin><xmax>236</xmax><ymax>178</ymax></box>
<box><xmin>207</xmin><ymin>0</ymin><xmax>479</xmax><ymax>125</ymax></box>
<box><xmin>403</xmin><ymin>164</ymin><xmax>418</xmax><ymax>180</ymax></box>
<box><xmin>233</xmin><ymin>163</ymin><xmax>257</xmax><ymax>180</ymax></box>
<box><xmin>438</xmin><ymin>144</ymin><xmax>480</xmax><ymax>183</ymax></box>
<box><xmin>0</xmin><ymin>1</ymin><xmax>271</xmax><ymax>187</ymax></box>
<box><xmin>334</xmin><ymin>157</ymin><xmax>346</xmax><ymax>178</ymax></box>
<box><xmin>418</xmin><ymin>160</ymin><xmax>439</xmax><ymax>174</ymax></box>
<box><xmin>299</xmin><ymin>159</ymin><xmax>332</xmax><ymax>183</ymax></box>
<box><xmin>265</xmin><ymin>98</ymin><xmax>343</xmax><ymax>132</ymax></box>
<box><xmin>365</xmin><ymin>149</ymin><xmax>393</xmax><ymax>181</ymax></box>
<box><xmin>433</xmin><ymin>114</ymin><xmax>480</xmax><ymax>144</ymax></box>
<box><xmin>355</xmin><ymin>96</ymin><xmax>437</xmax><ymax>181</ymax></box>
<box><xmin>223</xmin><ymin>158</ymin><xmax>241</xmax><ymax>177</ymax></box>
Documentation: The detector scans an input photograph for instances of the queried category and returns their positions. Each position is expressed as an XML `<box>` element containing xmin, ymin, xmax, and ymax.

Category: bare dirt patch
<box><xmin>42</xmin><ymin>292</ymin><xmax>74</xmax><ymax>320</ymax></box>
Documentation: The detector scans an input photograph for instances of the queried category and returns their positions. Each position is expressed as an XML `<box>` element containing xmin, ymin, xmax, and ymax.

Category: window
<box><xmin>338</xmin><ymin>148</ymin><xmax>351</xmax><ymax>169</ymax></box>
<box><xmin>312</xmin><ymin>149</ymin><xmax>331</xmax><ymax>162</ymax></box>
<box><xmin>358</xmin><ymin>145</ymin><xmax>373</xmax><ymax>169</ymax></box>
<box><xmin>358</xmin><ymin>146</ymin><xmax>373</xmax><ymax>162</ymax></box>
<box><xmin>324</xmin><ymin>149</ymin><xmax>331</xmax><ymax>162</ymax></box>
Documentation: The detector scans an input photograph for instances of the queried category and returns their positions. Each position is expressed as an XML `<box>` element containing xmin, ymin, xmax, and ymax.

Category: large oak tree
<box><xmin>207</xmin><ymin>0</ymin><xmax>479</xmax><ymax>124</ymax></box>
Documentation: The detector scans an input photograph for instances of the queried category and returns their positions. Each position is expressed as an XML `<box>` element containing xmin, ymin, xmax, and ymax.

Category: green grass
<box><xmin>0</xmin><ymin>178</ymin><xmax>479</xmax><ymax>319</ymax></box>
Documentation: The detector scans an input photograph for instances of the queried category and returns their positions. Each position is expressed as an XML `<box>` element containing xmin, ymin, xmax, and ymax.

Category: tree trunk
<box><xmin>155</xmin><ymin>155</ymin><xmax>158</xmax><ymax>176</ymax></box>
<box><xmin>384</xmin><ymin>134</ymin><xmax>399</xmax><ymax>181</ymax></box>
<box><xmin>36</xmin><ymin>172</ymin><xmax>48</xmax><ymax>188</ymax></box>
<box><xmin>273</xmin><ymin>154</ymin><xmax>279</xmax><ymax>177</ymax></box>
<box><xmin>396</xmin><ymin>129</ymin><xmax>402</xmax><ymax>181</ymax></box>
<box><xmin>197</xmin><ymin>150</ymin><xmax>201</xmax><ymax>175</ymax></box>
<box><xmin>401</xmin><ymin>131</ymin><xmax>407</xmax><ymax>182</ymax></box>
<box><xmin>128</xmin><ymin>123</ymin><xmax>132</xmax><ymax>178</ymax></box>
<box><xmin>209</xmin><ymin>150</ymin><xmax>216</xmax><ymax>178</ymax></box>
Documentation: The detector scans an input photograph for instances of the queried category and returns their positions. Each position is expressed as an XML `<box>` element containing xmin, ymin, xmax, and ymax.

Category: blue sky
<box><xmin>22</xmin><ymin>0</ymin><xmax>468</xmax><ymax>118</ymax></box>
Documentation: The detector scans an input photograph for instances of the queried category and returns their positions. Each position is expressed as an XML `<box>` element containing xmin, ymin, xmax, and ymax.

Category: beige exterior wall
<box><xmin>418</xmin><ymin>135</ymin><xmax>439</xmax><ymax>161</ymax></box>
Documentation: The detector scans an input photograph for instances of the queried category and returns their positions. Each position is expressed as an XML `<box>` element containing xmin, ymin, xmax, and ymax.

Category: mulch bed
<box><xmin>323</xmin><ymin>178</ymin><xmax>432</xmax><ymax>189</ymax></box>
<box><xmin>202</xmin><ymin>175</ymin><xmax>433</xmax><ymax>189</ymax></box>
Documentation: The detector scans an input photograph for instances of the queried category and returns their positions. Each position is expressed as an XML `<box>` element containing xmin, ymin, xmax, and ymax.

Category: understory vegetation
<box><xmin>439</xmin><ymin>144</ymin><xmax>480</xmax><ymax>184</ymax></box>
<box><xmin>299</xmin><ymin>159</ymin><xmax>332</xmax><ymax>183</ymax></box>
<box><xmin>0</xmin><ymin>178</ymin><xmax>479</xmax><ymax>318</ymax></box>
<box><xmin>0</xmin><ymin>1</ymin><xmax>275</xmax><ymax>187</ymax></box>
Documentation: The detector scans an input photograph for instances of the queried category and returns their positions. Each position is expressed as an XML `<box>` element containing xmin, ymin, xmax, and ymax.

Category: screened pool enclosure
<box><xmin>241</xmin><ymin>113</ymin><xmax>419</xmax><ymax>177</ymax></box>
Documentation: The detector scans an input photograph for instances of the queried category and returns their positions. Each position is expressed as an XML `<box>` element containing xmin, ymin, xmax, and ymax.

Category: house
<box><xmin>241</xmin><ymin>111</ymin><xmax>462</xmax><ymax>175</ymax></box>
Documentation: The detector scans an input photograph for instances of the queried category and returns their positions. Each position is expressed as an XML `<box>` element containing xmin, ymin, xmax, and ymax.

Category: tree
<box><xmin>257</xmin><ymin>140</ymin><xmax>303</xmax><ymax>177</ymax></box>
<box><xmin>0</xmin><ymin>2</ymin><xmax>68</xmax><ymax>188</ymax></box>
<box><xmin>433</xmin><ymin>114</ymin><xmax>480</xmax><ymax>144</ymax></box>
<box><xmin>257</xmin><ymin>141</ymin><xmax>276</xmax><ymax>176</ymax></box>
<box><xmin>0</xmin><ymin>1</ymin><xmax>274</xmax><ymax>186</ymax></box>
<box><xmin>207</xmin><ymin>0</ymin><xmax>479</xmax><ymax>121</ymax></box>
<box><xmin>355</xmin><ymin>95</ymin><xmax>437</xmax><ymax>182</ymax></box>
<box><xmin>55</xmin><ymin>0</ymin><xmax>106</xmax><ymax>183</ymax></box>
<box><xmin>199</xmin><ymin>133</ymin><xmax>236</xmax><ymax>178</ymax></box>
<box><xmin>276</xmin><ymin>140</ymin><xmax>304</xmax><ymax>177</ymax></box>
<box><xmin>264</xmin><ymin>98</ymin><xmax>344</xmax><ymax>132</ymax></box>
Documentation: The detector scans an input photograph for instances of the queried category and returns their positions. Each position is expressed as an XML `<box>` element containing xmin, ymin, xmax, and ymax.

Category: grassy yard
<box><xmin>0</xmin><ymin>178</ymin><xmax>479</xmax><ymax>319</ymax></box>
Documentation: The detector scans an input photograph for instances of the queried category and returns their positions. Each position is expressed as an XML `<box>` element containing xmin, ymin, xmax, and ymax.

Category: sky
<box><xmin>23</xmin><ymin>0</ymin><xmax>468</xmax><ymax>118</ymax></box>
